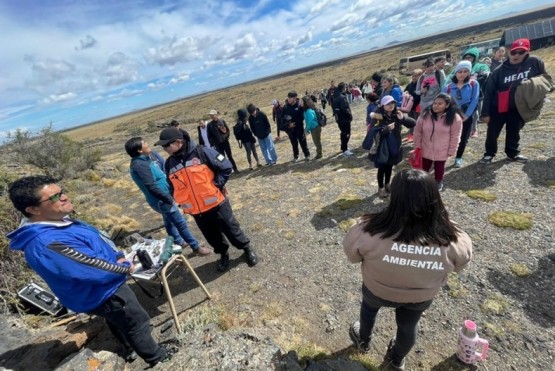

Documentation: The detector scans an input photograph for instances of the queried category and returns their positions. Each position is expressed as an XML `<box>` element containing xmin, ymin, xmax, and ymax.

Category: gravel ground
<box><xmin>121</xmin><ymin>97</ymin><xmax>555</xmax><ymax>370</ymax></box>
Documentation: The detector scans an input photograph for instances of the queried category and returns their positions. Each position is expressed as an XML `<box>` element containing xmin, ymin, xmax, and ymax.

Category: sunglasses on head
<box><xmin>40</xmin><ymin>190</ymin><xmax>65</xmax><ymax>203</ymax></box>
<box><xmin>162</xmin><ymin>140</ymin><xmax>176</xmax><ymax>148</ymax></box>
<box><xmin>510</xmin><ymin>49</ymin><xmax>527</xmax><ymax>56</ymax></box>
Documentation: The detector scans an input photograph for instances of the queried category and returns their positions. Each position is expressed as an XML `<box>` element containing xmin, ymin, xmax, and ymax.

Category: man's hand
<box><xmin>288</xmin><ymin>122</ymin><xmax>295</xmax><ymax>129</ymax></box>
<box><xmin>117</xmin><ymin>257</ymin><xmax>135</xmax><ymax>273</ymax></box>
<box><xmin>481</xmin><ymin>115</ymin><xmax>490</xmax><ymax>124</ymax></box>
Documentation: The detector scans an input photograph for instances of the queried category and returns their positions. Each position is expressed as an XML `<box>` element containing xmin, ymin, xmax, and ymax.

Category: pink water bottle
<box><xmin>457</xmin><ymin>320</ymin><xmax>489</xmax><ymax>364</ymax></box>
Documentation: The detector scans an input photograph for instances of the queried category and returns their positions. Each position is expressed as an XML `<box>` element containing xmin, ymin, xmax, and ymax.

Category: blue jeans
<box><xmin>258</xmin><ymin>134</ymin><xmax>278</xmax><ymax>164</ymax></box>
<box><xmin>153</xmin><ymin>202</ymin><xmax>199</xmax><ymax>250</ymax></box>
<box><xmin>359</xmin><ymin>285</ymin><xmax>432</xmax><ymax>363</ymax></box>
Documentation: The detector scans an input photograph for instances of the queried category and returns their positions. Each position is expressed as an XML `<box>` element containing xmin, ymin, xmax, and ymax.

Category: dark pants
<box><xmin>287</xmin><ymin>129</ymin><xmax>310</xmax><ymax>159</ymax></box>
<box><xmin>90</xmin><ymin>284</ymin><xmax>165</xmax><ymax>364</ymax></box>
<box><xmin>377</xmin><ymin>165</ymin><xmax>393</xmax><ymax>188</ymax></box>
<box><xmin>193</xmin><ymin>199</ymin><xmax>250</xmax><ymax>256</ymax></box>
<box><xmin>456</xmin><ymin>116</ymin><xmax>473</xmax><ymax>159</ymax></box>
<box><xmin>337</xmin><ymin>120</ymin><xmax>352</xmax><ymax>151</ymax></box>
<box><xmin>215</xmin><ymin>141</ymin><xmax>238</xmax><ymax>171</ymax></box>
<box><xmin>359</xmin><ymin>285</ymin><xmax>432</xmax><ymax>364</ymax></box>
<box><xmin>422</xmin><ymin>158</ymin><xmax>446</xmax><ymax>183</ymax></box>
<box><xmin>484</xmin><ymin>112</ymin><xmax>525</xmax><ymax>158</ymax></box>
<box><xmin>243</xmin><ymin>142</ymin><xmax>259</xmax><ymax>167</ymax></box>
<box><xmin>321</xmin><ymin>101</ymin><xmax>327</xmax><ymax>110</ymax></box>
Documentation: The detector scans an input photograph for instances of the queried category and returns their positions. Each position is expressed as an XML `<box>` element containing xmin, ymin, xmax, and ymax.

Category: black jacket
<box><xmin>333</xmin><ymin>91</ymin><xmax>352</xmax><ymax>123</ymax></box>
<box><xmin>248</xmin><ymin>109</ymin><xmax>272</xmax><ymax>139</ymax></box>
<box><xmin>234</xmin><ymin>120</ymin><xmax>256</xmax><ymax>144</ymax></box>
<box><xmin>482</xmin><ymin>55</ymin><xmax>549</xmax><ymax>117</ymax></box>
<box><xmin>281</xmin><ymin>99</ymin><xmax>305</xmax><ymax>135</ymax></box>
<box><xmin>207</xmin><ymin>119</ymin><xmax>231</xmax><ymax>146</ymax></box>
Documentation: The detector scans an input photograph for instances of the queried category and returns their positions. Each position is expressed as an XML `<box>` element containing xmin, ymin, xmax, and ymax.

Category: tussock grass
<box><xmin>349</xmin><ymin>353</ymin><xmax>378</xmax><ymax>370</ymax></box>
<box><xmin>510</xmin><ymin>263</ymin><xmax>531</xmax><ymax>277</ymax></box>
<box><xmin>546</xmin><ymin>180</ymin><xmax>555</xmax><ymax>189</ymax></box>
<box><xmin>488</xmin><ymin>211</ymin><xmax>532</xmax><ymax>230</ymax></box>
<box><xmin>338</xmin><ymin>218</ymin><xmax>357</xmax><ymax>232</ymax></box>
<box><xmin>260</xmin><ymin>302</ymin><xmax>284</xmax><ymax>321</ymax></box>
<box><xmin>336</xmin><ymin>195</ymin><xmax>363</xmax><ymax>210</ymax></box>
<box><xmin>481</xmin><ymin>294</ymin><xmax>510</xmax><ymax>315</ymax></box>
<box><xmin>446</xmin><ymin>273</ymin><xmax>469</xmax><ymax>298</ymax></box>
<box><xmin>466</xmin><ymin>190</ymin><xmax>496</xmax><ymax>202</ymax></box>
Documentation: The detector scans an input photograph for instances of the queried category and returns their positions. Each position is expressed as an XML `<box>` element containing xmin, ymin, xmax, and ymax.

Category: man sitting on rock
<box><xmin>7</xmin><ymin>175</ymin><xmax>176</xmax><ymax>366</ymax></box>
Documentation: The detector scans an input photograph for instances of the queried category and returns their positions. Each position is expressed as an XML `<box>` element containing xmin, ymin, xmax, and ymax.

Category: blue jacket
<box><xmin>7</xmin><ymin>219</ymin><xmax>130</xmax><ymax>313</ymax></box>
<box><xmin>130</xmin><ymin>154</ymin><xmax>174</xmax><ymax>209</ymax></box>
<box><xmin>442</xmin><ymin>80</ymin><xmax>480</xmax><ymax>119</ymax></box>
<box><xmin>304</xmin><ymin>108</ymin><xmax>319</xmax><ymax>133</ymax></box>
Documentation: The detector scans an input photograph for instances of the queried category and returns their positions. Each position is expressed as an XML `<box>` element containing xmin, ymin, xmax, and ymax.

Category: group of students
<box><xmin>364</xmin><ymin>37</ymin><xmax>552</xmax><ymax>196</ymax></box>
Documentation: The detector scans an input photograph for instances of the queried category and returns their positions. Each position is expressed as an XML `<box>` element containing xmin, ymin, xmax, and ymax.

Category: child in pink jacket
<box><xmin>413</xmin><ymin>93</ymin><xmax>463</xmax><ymax>191</ymax></box>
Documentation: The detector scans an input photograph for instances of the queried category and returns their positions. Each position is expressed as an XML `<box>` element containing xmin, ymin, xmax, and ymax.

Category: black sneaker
<box><xmin>480</xmin><ymin>155</ymin><xmax>493</xmax><ymax>164</ymax></box>
<box><xmin>348</xmin><ymin>321</ymin><xmax>370</xmax><ymax>353</ymax></box>
<box><xmin>149</xmin><ymin>345</ymin><xmax>178</xmax><ymax>367</ymax></box>
<box><xmin>508</xmin><ymin>154</ymin><xmax>528</xmax><ymax>163</ymax></box>
<box><xmin>244</xmin><ymin>247</ymin><xmax>258</xmax><ymax>267</ymax></box>
<box><xmin>123</xmin><ymin>348</ymin><xmax>137</xmax><ymax>363</ymax></box>
<box><xmin>216</xmin><ymin>254</ymin><xmax>230</xmax><ymax>272</ymax></box>
<box><xmin>383</xmin><ymin>338</ymin><xmax>405</xmax><ymax>370</ymax></box>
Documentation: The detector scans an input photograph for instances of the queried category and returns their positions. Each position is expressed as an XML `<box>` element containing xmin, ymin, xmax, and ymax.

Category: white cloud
<box><xmin>41</xmin><ymin>92</ymin><xmax>77</xmax><ymax>104</ymax></box>
<box><xmin>75</xmin><ymin>34</ymin><xmax>97</xmax><ymax>51</ymax></box>
<box><xmin>101</xmin><ymin>52</ymin><xmax>141</xmax><ymax>86</ymax></box>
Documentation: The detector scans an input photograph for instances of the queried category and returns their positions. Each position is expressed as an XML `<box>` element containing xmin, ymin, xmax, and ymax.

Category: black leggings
<box><xmin>377</xmin><ymin>165</ymin><xmax>393</xmax><ymax>188</ymax></box>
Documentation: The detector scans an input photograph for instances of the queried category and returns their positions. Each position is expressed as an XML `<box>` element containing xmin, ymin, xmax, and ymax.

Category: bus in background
<box><xmin>459</xmin><ymin>38</ymin><xmax>501</xmax><ymax>58</ymax></box>
<box><xmin>399</xmin><ymin>49</ymin><xmax>452</xmax><ymax>75</ymax></box>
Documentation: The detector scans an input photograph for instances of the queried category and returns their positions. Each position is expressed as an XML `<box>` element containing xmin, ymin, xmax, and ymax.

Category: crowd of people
<box><xmin>6</xmin><ymin>37</ymin><xmax>553</xmax><ymax>370</ymax></box>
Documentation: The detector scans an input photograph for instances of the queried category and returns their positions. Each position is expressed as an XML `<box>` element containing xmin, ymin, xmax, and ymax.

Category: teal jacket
<box><xmin>445</xmin><ymin>47</ymin><xmax>490</xmax><ymax>86</ymax></box>
<box><xmin>130</xmin><ymin>154</ymin><xmax>174</xmax><ymax>209</ymax></box>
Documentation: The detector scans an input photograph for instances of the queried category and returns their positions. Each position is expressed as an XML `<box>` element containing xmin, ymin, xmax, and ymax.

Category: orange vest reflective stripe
<box><xmin>168</xmin><ymin>158</ymin><xmax>225</xmax><ymax>215</ymax></box>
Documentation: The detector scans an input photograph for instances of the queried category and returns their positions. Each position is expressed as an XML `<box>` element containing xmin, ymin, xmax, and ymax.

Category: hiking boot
<box><xmin>349</xmin><ymin>321</ymin><xmax>370</xmax><ymax>353</ymax></box>
<box><xmin>293</xmin><ymin>157</ymin><xmax>299</xmax><ymax>163</ymax></box>
<box><xmin>378</xmin><ymin>188</ymin><xmax>388</xmax><ymax>198</ymax></box>
<box><xmin>384</xmin><ymin>184</ymin><xmax>391</xmax><ymax>194</ymax></box>
<box><xmin>480</xmin><ymin>155</ymin><xmax>493</xmax><ymax>164</ymax></box>
<box><xmin>243</xmin><ymin>247</ymin><xmax>258</xmax><ymax>267</ymax></box>
<box><xmin>508</xmin><ymin>154</ymin><xmax>528</xmax><ymax>163</ymax></box>
<box><xmin>382</xmin><ymin>338</ymin><xmax>405</xmax><ymax>370</ymax></box>
<box><xmin>343</xmin><ymin>149</ymin><xmax>354</xmax><ymax>157</ymax></box>
<box><xmin>216</xmin><ymin>254</ymin><xmax>230</xmax><ymax>272</ymax></box>
<box><xmin>149</xmin><ymin>345</ymin><xmax>179</xmax><ymax>367</ymax></box>
<box><xmin>315</xmin><ymin>154</ymin><xmax>323</xmax><ymax>159</ymax></box>
<box><xmin>257</xmin><ymin>163</ymin><xmax>263</xmax><ymax>167</ymax></box>
<box><xmin>305</xmin><ymin>155</ymin><xmax>311</xmax><ymax>161</ymax></box>
<box><xmin>192</xmin><ymin>245</ymin><xmax>213</xmax><ymax>256</ymax></box>
<box><xmin>454</xmin><ymin>158</ymin><xmax>463</xmax><ymax>168</ymax></box>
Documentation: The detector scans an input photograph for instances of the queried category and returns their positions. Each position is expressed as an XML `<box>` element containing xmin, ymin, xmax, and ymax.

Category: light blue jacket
<box><xmin>442</xmin><ymin>80</ymin><xmax>480</xmax><ymax>119</ymax></box>
<box><xmin>304</xmin><ymin>108</ymin><xmax>319</xmax><ymax>133</ymax></box>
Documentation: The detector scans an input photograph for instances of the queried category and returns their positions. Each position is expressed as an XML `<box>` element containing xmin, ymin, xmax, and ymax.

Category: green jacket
<box><xmin>445</xmin><ymin>47</ymin><xmax>490</xmax><ymax>86</ymax></box>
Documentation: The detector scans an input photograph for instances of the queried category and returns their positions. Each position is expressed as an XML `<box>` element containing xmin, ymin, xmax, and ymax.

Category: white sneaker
<box><xmin>293</xmin><ymin>157</ymin><xmax>299</xmax><ymax>163</ymax></box>
<box><xmin>343</xmin><ymin>149</ymin><xmax>354</xmax><ymax>157</ymax></box>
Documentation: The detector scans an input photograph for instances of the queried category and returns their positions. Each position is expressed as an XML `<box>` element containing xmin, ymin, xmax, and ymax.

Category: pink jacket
<box><xmin>413</xmin><ymin>113</ymin><xmax>462</xmax><ymax>161</ymax></box>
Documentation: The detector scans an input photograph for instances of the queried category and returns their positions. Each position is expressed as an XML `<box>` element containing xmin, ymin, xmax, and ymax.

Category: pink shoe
<box><xmin>470</xmin><ymin>131</ymin><xmax>478</xmax><ymax>138</ymax></box>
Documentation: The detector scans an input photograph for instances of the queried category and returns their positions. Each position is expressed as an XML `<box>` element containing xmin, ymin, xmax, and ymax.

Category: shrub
<box><xmin>488</xmin><ymin>211</ymin><xmax>532</xmax><ymax>230</ymax></box>
<box><xmin>6</xmin><ymin>125</ymin><xmax>102</xmax><ymax>180</ymax></box>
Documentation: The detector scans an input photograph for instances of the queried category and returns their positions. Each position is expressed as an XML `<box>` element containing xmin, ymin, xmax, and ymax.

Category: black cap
<box><xmin>154</xmin><ymin>127</ymin><xmax>184</xmax><ymax>146</ymax></box>
<box><xmin>287</xmin><ymin>90</ymin><xmax>297</xmax><ymax>98</ymax></box>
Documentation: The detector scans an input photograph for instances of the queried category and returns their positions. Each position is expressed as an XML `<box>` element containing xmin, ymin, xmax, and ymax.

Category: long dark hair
<box><xmin>362</xmin><ymin>169</ymin><xmax>460</xmax><ymax>245</ymax></box>
<box><xmin>421</xmin><ymin>93</ymin><xmax>462</xmax><ymax>126</ymax></box>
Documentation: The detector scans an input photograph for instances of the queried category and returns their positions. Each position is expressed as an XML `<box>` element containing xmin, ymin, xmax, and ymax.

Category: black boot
<box><xmin>244</xmin><ymin>247</ymin><xmax>258</xmax><ymax>267</ymax></box>
<box><xmin>217</xmin><ymin>254</ymin><xmax>230</xmax><ymax>272</ymax></box>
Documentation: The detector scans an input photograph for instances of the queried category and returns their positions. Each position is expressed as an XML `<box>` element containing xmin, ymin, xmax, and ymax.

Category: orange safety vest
<box><xmin>167</xmin><ymin>157</ymin><xmax>225</xmax><ymax>215</ymax></box>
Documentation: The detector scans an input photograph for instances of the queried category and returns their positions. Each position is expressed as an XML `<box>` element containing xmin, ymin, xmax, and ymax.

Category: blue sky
<box><xmin>0</xmin><ymin>0</ymin><xmax>551</xmax><ymax>139</ymax></box>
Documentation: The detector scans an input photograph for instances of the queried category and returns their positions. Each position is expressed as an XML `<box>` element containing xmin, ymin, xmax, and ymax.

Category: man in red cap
<box><xmin>480</xmin><ymin>38</ymin><xmax>551</xmax><ymax>164</ymax></box>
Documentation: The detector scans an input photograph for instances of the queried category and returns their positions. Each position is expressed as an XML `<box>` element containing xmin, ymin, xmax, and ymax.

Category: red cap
<box><xmin>510</xmin><ymin>38</ymin><xmax>530</xmax><ymax>52</ymax></box>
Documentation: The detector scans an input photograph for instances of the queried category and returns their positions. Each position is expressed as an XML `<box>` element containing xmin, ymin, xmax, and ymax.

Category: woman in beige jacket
<box><xmin>344</xmin><ymin>169</ymin><xmax>472</xmax><ymax>370</ymax></box>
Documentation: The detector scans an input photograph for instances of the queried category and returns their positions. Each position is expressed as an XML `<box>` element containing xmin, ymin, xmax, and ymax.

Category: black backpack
<box><xmin>315</xmin><ymin>108</ymin><xmax>327</xmax><ymax>127</ymax></box>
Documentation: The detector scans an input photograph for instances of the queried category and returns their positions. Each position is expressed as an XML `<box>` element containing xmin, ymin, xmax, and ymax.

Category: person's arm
<box><xmin>481</xmin><ymin>69</ymin><xmax>498</xmax><ymax>119</ymax></box>
<box><xmin>399</xmin><ymin>114</ymin><xmax>416</xmax><ymax>128</ymax></box>
<box><xmin>200</xmin><ymin>146</ymin><xmax>232</xmax><ymax>188</ymax></box>
<box><xmin>413</xmin><ymin>116</ymin><xmax>423</xmax><ymax>149</ymax></box>
<box><xmin>452</xmin><ymin>231</ymin><xmax>473</xmax><ymax>272</ymax></box>
<box><xmin>343</xmin><ymin>222</ymin><xmax>365</xmax><ymax>263</ymax></box>
<box><xmin>392</xmin><ymin>87</ymin><xmax>403</xmax><ymax>107</ymax></box>
<box><xmin>466</xmin><ymin>81</ymin><xmax>480</xmax><ymax>118</ymax></box>
<box><xmin>131</xmin><ymin>160</ymin><xmax>174</xmax><ymax>205</ymax></box>
<box><xmin>261</xmin><ymin>112</ymin><xmax>272</xmax><ymax>136</ymax></box>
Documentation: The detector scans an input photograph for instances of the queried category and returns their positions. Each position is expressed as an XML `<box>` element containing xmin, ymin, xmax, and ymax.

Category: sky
<box><xmin>0</xmin><ymin>0</ymin><xmax>552</xmax><ymax>140</ymax></box>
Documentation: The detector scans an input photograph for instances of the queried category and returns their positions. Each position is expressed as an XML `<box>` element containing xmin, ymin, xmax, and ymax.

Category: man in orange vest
<box><xmin>156</xmin><ymin>127</ymin><xmax>258</xmax><ymax>272</ymax></box>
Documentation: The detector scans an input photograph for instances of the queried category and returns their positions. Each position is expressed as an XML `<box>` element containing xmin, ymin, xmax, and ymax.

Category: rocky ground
<box><xmin>2</xmin><ymin>92</ymin><xmax>554</xmax><ymax>371</ymax></box>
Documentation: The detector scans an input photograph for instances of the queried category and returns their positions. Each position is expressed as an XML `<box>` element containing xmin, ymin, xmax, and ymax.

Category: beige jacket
<box><xmin>343</xmin><ymin>221</ymin><xmax>472</xmax><ymax>303</ymax></box>
<box><xmin>515</xmin><ymin>75</ymin><xmax>554</xmax><ymax>123</ymax></box>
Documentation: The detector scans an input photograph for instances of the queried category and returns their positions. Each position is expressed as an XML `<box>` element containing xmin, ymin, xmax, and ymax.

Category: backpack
<box><xmin>315</xmin><ymin>108</ymin><xmax>327</xmax><ymax>127</ymax></box>
<box><xmin>400</xmin><ymin>92</ymin><xmax>414</xmax><ymax>113</ymax></box>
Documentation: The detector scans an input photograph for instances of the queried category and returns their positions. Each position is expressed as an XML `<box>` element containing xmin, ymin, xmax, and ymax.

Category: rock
<box><xmin>121</xmin><ymin>232</ymin><xmax>144</xmax><ymax>247</ymax></box>
<box><xmin>57</xmin><ymin>348</ymin><xmax>126</xmax><ymax>370</ymax></box>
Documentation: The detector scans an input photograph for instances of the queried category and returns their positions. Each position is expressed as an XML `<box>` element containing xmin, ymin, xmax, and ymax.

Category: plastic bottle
<box><xmin>159</xmin><ymin>236</ymin><xmax>175</xmax><ymax>266</ymax></box>
<box><xmin>457</xmin><ymin>320</ymin><xmax>489</xmax><ymax>364</ymax></box>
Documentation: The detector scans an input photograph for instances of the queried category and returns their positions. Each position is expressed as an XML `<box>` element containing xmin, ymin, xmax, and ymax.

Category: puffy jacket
<box><xmin>130</xmin><ymin>154</ymin><xmax>174</xmax><ymax>209</ymax></box>
<box><xmin>7</xmin><ymin>219</ymin><xmax>130</xmax><ymax>313</ymax></box>
<box><xmin>304</xmin><ymin>108</ymin><xmax>319</xmax><ymax>133</ymax></box>
<box><xmin>165</xmin><ymin>142</ymin><xmax>232</xmax><ymax>215</ymax></box>
<box><xmin>382</xmin><ymin>85</ymin><xmax>403</xmax><ymax>107</ymax></box>
<box><xmin>442</xmin><ymin>80</ymin><xmax>480</xmax><ymax>119</ymax></box>
<box><xmin>368</xmin><ymin>110</ymin><xmax>416</xmax><ymax>167</ymax></box>
<box><xmin>413</xmin><ymin>111</ymin><xmax>462</xmax><ymax>161</ymax></box>
<box><xmin>515</xmin><ymin>75</ymin><xmax>554</xmax><ymax>123</ymax></box>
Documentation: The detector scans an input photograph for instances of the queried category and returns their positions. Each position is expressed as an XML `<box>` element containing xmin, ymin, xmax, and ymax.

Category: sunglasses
<box><xmin>40</xmin><ymin>189</ymin><xmax>65</xmax><ymax>203</ymax></box>
<box><xmin>510</xmin><ymin>50</ymin><xmax>527</xmax><ymax>56</ymax></box>
<box><xmin>162</xmin><ymin>140</ymin><xmax>176</xmax><ymax>148</ymax></box>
